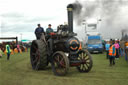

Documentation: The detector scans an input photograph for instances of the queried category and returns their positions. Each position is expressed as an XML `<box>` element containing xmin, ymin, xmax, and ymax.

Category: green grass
<box><xmin>0</xmin><ymin>52</ymin><xmax>128</xmax><ymax>85</ymax></box>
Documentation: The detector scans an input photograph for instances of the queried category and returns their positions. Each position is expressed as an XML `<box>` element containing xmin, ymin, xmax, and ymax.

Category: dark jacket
<box><xmin>35</xmin><ymin>27</ymin><xmax>44</xmax><ymax>38</ymax></box>
<box><xmin>35</xmin><ymin>27</ymin><xmax>44</xmax><ymax>34</ymax></box>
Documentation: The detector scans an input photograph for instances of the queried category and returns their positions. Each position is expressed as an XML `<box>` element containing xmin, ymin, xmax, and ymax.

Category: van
<box><xmin>87</xmin><ymin>35</ymin><xmax>104</xmax><ymax>53</ymax></box>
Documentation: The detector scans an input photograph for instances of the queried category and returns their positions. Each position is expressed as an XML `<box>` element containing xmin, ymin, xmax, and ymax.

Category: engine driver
<box><xmin>46</xmin><ymin>24</ymin><xmax>53</xmax><ymax>34</ymax></box>
<box><xmin>35</xmin><ymin>24</ymin><xmax>45</xmax><ymax>40</ymax></box>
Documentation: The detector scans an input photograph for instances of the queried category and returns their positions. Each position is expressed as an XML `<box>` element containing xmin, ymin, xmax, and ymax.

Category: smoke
<box><xmin>70</xmin><ymin>0</ymin><xmax>128</xmax><ymax>39</ymax></box>
<box><xmin>72</xmin><ymin>0</ymin><xmax>126</xmax><ymax>24</ymax></box>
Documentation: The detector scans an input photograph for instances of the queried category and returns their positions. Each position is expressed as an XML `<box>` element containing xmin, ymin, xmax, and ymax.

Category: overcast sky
<box><xmin>0</xmin><ymin>0</ymin><xmax>75</xmax><ymax>41</ymax></box>
<box><xmin>0</xmin><ymin>0</ymin><xmax>128</xmax><ymax>42</ymax></box>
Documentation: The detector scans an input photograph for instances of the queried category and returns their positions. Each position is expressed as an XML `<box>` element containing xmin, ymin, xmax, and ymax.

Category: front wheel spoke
<box><xmin>85</xmin><ymin>60</ymin><xmax>91</xmax><ymax>64</ymax></box>
<box><xmin>83</xmin><ymin>64</ymin><xmax>87</xmax><ymax>70</ymax></box>
<box><xmin>80</xmin><ymin>64</ymin><xmax>85</xmax><ymax>70</ymax></box>
<box><xmin>84</xmin><ymin>63</ymin><xmax>89</xmax><ymax>68</ymax></box>
<box><xmin>83</xmin><ymin>54</ymin><xmax>88</xmax><ymax>59</ymax></box>
<box><xmin>85</xmin><ymin>58</ymin><xmax>90</xmax><ymax>61</ymax></box>
<box><xmin>80</xmin><ymin>64</ymin><xmax>83</xmax><ymax>69</ymax></box>
<box><xmin>81</xmin><ymin>53</ymin><xmax>84</xmax><ymax>58</ymax></box>
<box><xmin>84</xmin><ymin>64</ymin><xmax>88</xmax><ymax>70</ymax></box>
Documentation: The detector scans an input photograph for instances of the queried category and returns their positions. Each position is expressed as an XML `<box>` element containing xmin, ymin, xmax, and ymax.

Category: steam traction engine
<box><xmin>30</xmin><ymin>4</ymin><xmax>93</xmax><ymax>76</ymax></box>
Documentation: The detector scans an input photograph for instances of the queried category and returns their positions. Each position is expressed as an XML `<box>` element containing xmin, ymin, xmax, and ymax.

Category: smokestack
<box><xmin>67</xmin><ymin>4</ymin><xmax>74</xmax><ymax>33</ymax></box>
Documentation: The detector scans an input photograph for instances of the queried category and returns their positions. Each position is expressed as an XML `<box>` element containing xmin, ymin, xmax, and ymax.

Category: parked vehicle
<box><xmin>87</xmin><ymin>35</ymin><xmax>104</xmax><ymax>53</ymax></box>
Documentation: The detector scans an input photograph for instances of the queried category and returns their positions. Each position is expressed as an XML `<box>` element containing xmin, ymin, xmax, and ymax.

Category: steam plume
<box><xmin>70</xmin><ymin>0</ymin><xmax>128</xmax><ymax>39</ymax></box>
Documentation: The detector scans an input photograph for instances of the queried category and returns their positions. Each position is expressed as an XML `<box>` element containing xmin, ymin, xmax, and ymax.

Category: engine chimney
<box><xmin>67</xmin><ymin>4</ymin><xmax>74</xmax><ymax>33</ymax></box>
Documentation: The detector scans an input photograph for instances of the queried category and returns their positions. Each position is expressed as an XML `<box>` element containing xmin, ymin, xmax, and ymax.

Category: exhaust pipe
<box><xmin>67</xmin><ymin>4</ymin><xmax>74</xmax><ymax>33</ymax></box>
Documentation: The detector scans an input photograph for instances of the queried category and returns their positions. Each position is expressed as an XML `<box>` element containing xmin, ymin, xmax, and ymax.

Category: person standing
<box><xmin>17</xmin><ymin>44</ymin><xmax>20</xmax><ymax>53</ymax></box>
<box><xmin>114</xmin><ymin>41</ymin><xmax>120</xmax><ymax>59</ymax></box>
<box><xmin>125</xmin><ymin>41</ymin><xmax>128</xmax><ymax>60</ymax></box>
<box><xmin>35</xmin><ymin>24</ymin><xmax>45</xmax><ymax>40</ymax></box>
<box><xmin>46</xmin><ymin>24</ymin><xmax>53</xmax><ymax>34</ymax></box>
<box><xmin>6</xmin><ymin>44</ymin><xmax>11</xmax><ymax>60</ymax></box>
<box><xmin>109</xmin><ymin>41</ymin><xmax>116</xmax><ymax>66</ymax></box>
<box><xmin>46</xmin><ymin>24</ymin><xmax>54</xmax><ymax>56</ymax></box>
<box><xmin>125</xmin><ymin>41</ymin><xmax>128</xmax><ymax>49</ymax></box>
<box><xmin>105</xmin><ymin>41</ymin><xmax>110</xmax><ymax>59</ymax></box>
<box><xmin>120</xmin><ymin>40</ymin><xmax>125</xmax><ymax>57</ymax></box>
<box><xmin>0</xmin><ymin>48</ymin><xmax>3</xmax><ymax>58</ymax></box>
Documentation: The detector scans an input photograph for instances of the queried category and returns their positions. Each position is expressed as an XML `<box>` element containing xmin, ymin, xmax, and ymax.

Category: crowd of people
<box><xmin>0</xmin><ymin>23</ymin><xmax>51</xmax><ymax>60</ymax></box>
<box><xmin>105</xmin><ymin>39</ymin><xmax>128</xmax><ymax>66</ymax></box>
<box><xmin>0</xmin><ymin>43</ymin><xmax>12</xmax><ymax>60</ymax></box>
<box><xmin>0</xmin><ymin>42</ymin><xmax>29</xmax><ymax>60</ymax></box>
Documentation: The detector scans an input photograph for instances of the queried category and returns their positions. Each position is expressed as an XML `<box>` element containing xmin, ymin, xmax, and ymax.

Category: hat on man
<box><xmin>37</xmin><ymin>24</ymin><xmax>40</xmax><ymax>26</ymax></box>
<box><xmin>48</xmin><ymin>24</ymin><xmax>51</xmax><ymax>26</ymax></box>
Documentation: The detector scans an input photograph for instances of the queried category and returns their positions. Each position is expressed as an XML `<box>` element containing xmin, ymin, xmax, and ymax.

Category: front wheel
<box><xmin>77</xmin><ymin>49</ymin><xmax>93</xmax><ymax>72</ymax></box>
<box><xmin>51</xmin><ymin>51</ymin><xmax>69</xmax><ymax>76</ymax></box>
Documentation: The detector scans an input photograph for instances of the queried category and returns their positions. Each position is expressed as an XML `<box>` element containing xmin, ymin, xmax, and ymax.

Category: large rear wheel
<box><xmin>30</xmin><ymin>40</ymin><xmax>47</xmax><ymax>70</ymax></box>
<box><xmin>77</xmin><ymin>49</ymin><xmax>93</xmax><ymax>72</ymax></box>
<box><xmin>51</xmin><ymin>51</ymin><xmax>69</xmax><ymax>76</ymax></box>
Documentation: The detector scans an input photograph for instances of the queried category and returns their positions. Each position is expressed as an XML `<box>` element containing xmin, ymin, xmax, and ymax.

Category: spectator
<box><xmin>6</xmin><ymin>44</ymin><xmax>11</xmax><ymax>60</ymax></box>
<box><xmin>109</xmin><ymin>41</ymin><xmax>116</xmax><ymax>66</ymax></box>
<box><xmin>125</xmin><ymin>41</ymin><xmax>128</xmax><ymax>49</ymax></box>
<box><xmin>0</xmin><ymin>48</ymin><xmax>3</xmax><ymax>58</ymax></box>
<box><xmin>17</xmin><ymin>44</ymin><xmax>20</xmax><ymax>53</ymax></box>
<box><xmin>114</xmin><ymin>41</ymin><xmax>120</xmax><ymax>59</ymax></box>
<box><xmin>105</xmin><ymin>41</ymin><xmax>110</xmax><ymax>59</ymax></box>
<box><xmin>125</xmin><ymin>41</ymin><xmax>128</xmax><ymax>60</ymax></box>
<box><xmin>120</xmin><ymin>40</ymin><xmax>125</xmax><ymax>57</ymax></box>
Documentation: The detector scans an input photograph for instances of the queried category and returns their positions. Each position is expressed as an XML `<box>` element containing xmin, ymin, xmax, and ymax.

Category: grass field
<box><xmin>0</xmin><ymin>51</ymin><xmax>128</xmax><ymax>85</ymax></box>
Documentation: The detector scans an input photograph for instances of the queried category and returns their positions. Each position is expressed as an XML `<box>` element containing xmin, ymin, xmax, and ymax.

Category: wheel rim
<box><xmin>52</xmin><ymin>51</ymin><xmax>69</xmax><ymax>76</ymax></box>
<box><xmin>30</xmin><ymin>42</ymin><xmax>40</xmax><ymax>69</ymax></box>
<box><xmin>77</xmin><ymin>50</ymin><xmax>92</xmax><ymax>72</ymax></box>
<box><xmin>53</xmin><ymin>53</ymin><xmax>67</xmax><ymax>74</ymax></box>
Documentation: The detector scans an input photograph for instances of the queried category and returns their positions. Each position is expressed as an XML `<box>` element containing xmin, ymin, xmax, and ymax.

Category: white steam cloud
<box><xmin>72</xmin><ymin>0</ymin><xmax>128</xmax><ymax>39</ymax></box>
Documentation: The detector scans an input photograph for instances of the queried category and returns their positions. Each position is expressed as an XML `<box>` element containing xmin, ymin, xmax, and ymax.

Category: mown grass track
<box><xmin>0</xmin><ymin>51</ymin><xmax>128</xmax><ymax>85</ymax></box>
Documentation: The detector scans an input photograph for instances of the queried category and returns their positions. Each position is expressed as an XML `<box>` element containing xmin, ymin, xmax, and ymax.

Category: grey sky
<box><xmin>0</xmin><ymin>0</ymin><xmax>75</xmax><ymax>40</ymax></box>
<box><xmin>0</xmin><ymin>0</ymin><xmax>128</xmax><ymax>41</ymax></box>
